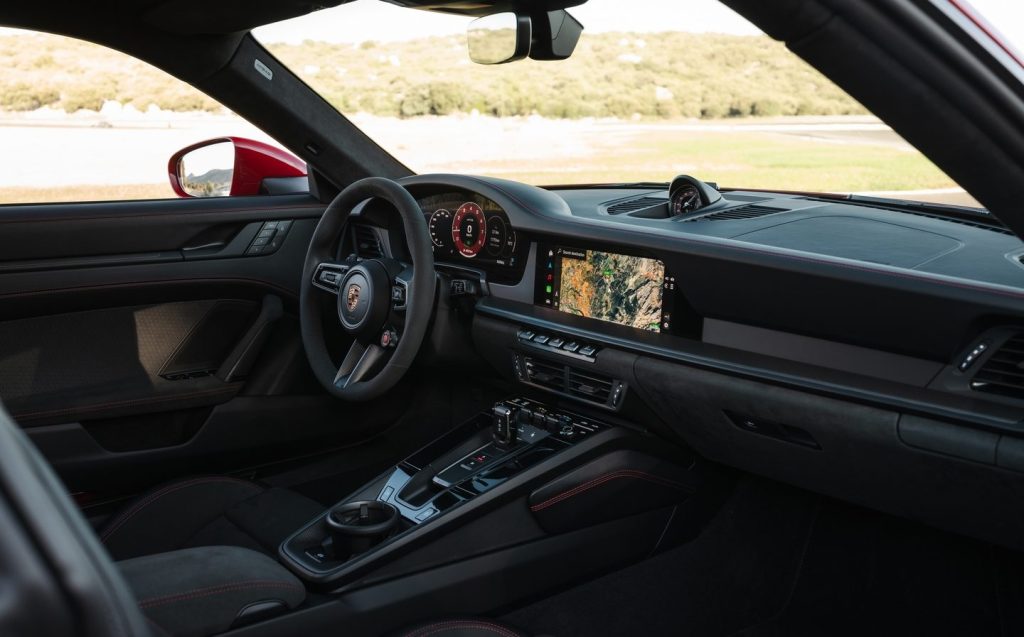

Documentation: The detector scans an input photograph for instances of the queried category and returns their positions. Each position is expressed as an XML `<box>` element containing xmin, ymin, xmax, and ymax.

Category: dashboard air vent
<box><xmin>971</xmin><ymin>333</ymin><xmax>1024</xmax><ymax>399</ymax></box>
<box><xmin>567</xmin><ymin>367</ymin><xmax>615</xmax><ymax>403</ymax></box>
<box><xmin>685</xmin><ymin>204</ymin><xmax>785</xmax><ymax>221</ymax></box>
<box><xmin>353</xmin><ymin>224</ymin><xmax>383</xmax><ymax>258</ymax></box>
<box><xmin>517</xmin><ymin>354</ymin><xmax>625</xmax><ymax>408</ymax></box>
<box><xmin>606</xmin><ymin>196</ymin><xmax>665</xmax><ymax>214</ymax></box>
<box><xmin>523</xmin><ymin>356</ymin><xmax>567</xmax><ymax>393</ymax></box>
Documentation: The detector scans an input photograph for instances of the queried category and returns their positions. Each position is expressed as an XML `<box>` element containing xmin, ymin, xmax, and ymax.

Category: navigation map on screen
<box><xmin>554</xmin><ymin>248</ymin><xmax>665</xmax><ymax>333</ymax></box>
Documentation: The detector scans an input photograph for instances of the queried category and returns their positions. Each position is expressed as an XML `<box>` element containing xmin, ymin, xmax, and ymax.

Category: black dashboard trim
<box><xmin>476</xmin><ymin>297</ymin><xmax>1024</xmax><ymax>435</ymax></box>
<box><xmin>420</xmin><ymin>175</ymin><xmax>1024</xmax><ymax>303</ymax></box>
<box><xmin>395</xmin><ymin>175</ymin><xmax>1024</xmax><ymax>364</ymax></box>
<box><xmin>702</xmin><ymin>319</ymin><xmax>943</xmax><ymax>386</ymax></box>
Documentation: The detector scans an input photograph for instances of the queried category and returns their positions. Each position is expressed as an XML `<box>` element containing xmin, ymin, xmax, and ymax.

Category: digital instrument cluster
<box><xmin>418</xmin><ymin>192</ymin><xmax>525</xmax><ymax>279</ymax></box>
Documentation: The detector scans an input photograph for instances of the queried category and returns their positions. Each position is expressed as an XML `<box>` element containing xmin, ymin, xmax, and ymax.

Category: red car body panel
<box><xmin>168</xmin><ymin>136</ymin><xmax>307</xmax><ymax>197</ymax></box>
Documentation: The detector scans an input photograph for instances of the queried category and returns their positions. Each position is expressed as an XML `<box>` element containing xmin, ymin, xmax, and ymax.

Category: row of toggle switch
<box><xmin>517</xmin><ymin>329</ymin><xmax>599</xmax><ymax>360</ymax></box>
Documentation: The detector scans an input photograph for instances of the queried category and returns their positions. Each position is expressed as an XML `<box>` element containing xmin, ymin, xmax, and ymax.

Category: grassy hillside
<box><xmin>0</xmin><ymin>33</ymin><xmax>221</xmax><ymax>112</ymax></box>
<box><xmin>274</xmin><ymin>32</ymin><xmax>865</xmax><ymax>119</ymax></box>
<box><xmin>0</xmin><ymin>31</ymin><xmax>865</xmax><ymax>119</ymax></box>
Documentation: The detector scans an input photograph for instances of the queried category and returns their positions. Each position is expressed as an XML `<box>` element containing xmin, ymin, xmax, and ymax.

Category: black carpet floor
<box><xmin>503</xmin><ymin>476</ymin><xmax>1024</xmax><ymax>637</ymax></box>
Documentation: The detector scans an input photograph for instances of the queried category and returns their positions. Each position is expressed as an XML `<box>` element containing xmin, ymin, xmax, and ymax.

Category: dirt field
<box><xmin>0</xmin><ymin>110</ymin><xmax>978</xmax><ymax>207</ymax></box>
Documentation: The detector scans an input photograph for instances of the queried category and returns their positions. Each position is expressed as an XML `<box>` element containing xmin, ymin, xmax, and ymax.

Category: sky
<box><xmin>251</xmin><ymin>0</ymin><xmax>1023</xmax><ymax>52</ymax></box>
<box><xmin>0</xmin><ymin>0</ymin><xmax>1021</xmax><ymax>53</ymax></box>
<box><xmin>252</xmin><ymin>0</ymin><xmax>761</xmax><ymax>43</ymax></box>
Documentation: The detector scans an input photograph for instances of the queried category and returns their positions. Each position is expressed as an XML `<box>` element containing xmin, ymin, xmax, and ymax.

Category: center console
<box><xmin>279</xmin><ymin>397</ymin><xmax>705</xmax><ymax>589</ymax></box>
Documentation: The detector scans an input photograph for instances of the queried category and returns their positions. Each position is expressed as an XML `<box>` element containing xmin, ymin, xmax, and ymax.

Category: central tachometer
<box><xmin>452</xmin><ymin>202</ymin><xmax>487</xmax><ymax>258</ymax></box>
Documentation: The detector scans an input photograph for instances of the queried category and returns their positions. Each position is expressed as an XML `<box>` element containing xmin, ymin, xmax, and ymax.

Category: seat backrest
<box><xmin>0</xmin><ymin>404</ymin><xmax>152</xmax><ymax>637</ymax></box>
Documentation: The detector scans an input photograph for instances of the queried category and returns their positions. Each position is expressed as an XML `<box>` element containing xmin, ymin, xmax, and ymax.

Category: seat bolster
<box><xmin>118</xmin><ymin>546</ymin><xmax>305</xmax><ymax>637</ymax></box>
<box><xmin>99</xmin><ymin>477</ymin><xmax>263</xmax><ymax>560</ymax></box>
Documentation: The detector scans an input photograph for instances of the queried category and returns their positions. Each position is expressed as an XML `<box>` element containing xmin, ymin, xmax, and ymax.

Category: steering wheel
<box><xmin>300</xmin><ymin>177</ymin><xmax>436</xmax><ymax>401</ymax></box>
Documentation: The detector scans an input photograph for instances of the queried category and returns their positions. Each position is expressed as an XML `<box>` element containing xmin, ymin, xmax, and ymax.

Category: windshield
<box><xmin>256</xmin><ymin>0</ymin><xmax>982</xmax><ymax>206</ymax></box>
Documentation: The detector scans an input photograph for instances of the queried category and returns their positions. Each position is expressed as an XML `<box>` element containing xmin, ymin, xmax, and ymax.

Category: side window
<box><xmin>0</xmin><ymin>30</ymin><xmax>304</xmax><ymax>204</ymax></box>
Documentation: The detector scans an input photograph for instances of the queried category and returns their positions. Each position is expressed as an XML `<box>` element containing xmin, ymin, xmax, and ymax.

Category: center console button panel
<box><xmin>518</xmin><ymin>328</ymin><xmax>600</xmax><ymax>362</ymax></box>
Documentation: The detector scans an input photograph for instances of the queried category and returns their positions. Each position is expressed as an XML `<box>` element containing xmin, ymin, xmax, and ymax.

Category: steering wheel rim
<box><xmin>300</xmin><ymin>177</ymin><xmax>435</xmax><ymax>401</ymax></box>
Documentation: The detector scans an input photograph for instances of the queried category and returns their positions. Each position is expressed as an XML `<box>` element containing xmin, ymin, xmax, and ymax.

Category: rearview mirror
<box><xmin>467</xmin><ymin>12</ymin><xmax>531</xmax><ymax>65</ymax></box>
<box><xmin>168</xmin><ymin>137</ymin><xmax>307</xmax><ymax>198</ymax></box>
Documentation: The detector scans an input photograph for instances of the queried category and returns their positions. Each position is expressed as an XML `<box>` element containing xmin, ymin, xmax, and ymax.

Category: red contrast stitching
<box><xmin>529</xmin><ymin>470</ymin><xmax>689</xmax><ymax>512</ymax></box>
<box><xmin>100</xmin><ymin>477</ymin><xmax>261</xmax><ymax>542</ymax></box>
<box><xmin>405</xmin><ymin>620</ymin><xmax>520</xmax><ymax>637</ymax></box>
<box><xmin>138</xmin><ymin>580</ymin><xmax>303</xmax><ymax>609</ymax></box>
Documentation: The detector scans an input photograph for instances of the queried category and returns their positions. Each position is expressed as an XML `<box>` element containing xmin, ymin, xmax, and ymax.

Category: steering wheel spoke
<box><xmin>391</xmin><ymin>263</ymin><xmax>413</xmax><ymax>312</ymax></box>
<box><xmin>311</xmin><ymin>261</ymin><xmax>353</xmax><ymax>295</ymax></box>
<box><xmin>334</xmin><ymin>341</ymin><xmax>390</xmax><ymax>389</ymax></box>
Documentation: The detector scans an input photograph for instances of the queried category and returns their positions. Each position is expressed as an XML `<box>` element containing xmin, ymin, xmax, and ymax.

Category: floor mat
<box><xmin>504</xmin><ymin>475</ymin><xmax>1024</xmax><ymax>637</ymax></box>
<box><xmin>736</xmin><ymin>496</ymin><xmax>1016</xmax><ymax>637</ymax></box>
<box><xmin>503</xmin><ymin>478</ymin><xmax>819</xmax><ymax>636</ymax></box>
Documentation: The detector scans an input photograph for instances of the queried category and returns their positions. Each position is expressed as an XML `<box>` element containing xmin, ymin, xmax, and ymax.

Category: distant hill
<box><xmin>0</xmin><ymin>31</ymin><xmax>865</xmax><ymax>119</ymax></box>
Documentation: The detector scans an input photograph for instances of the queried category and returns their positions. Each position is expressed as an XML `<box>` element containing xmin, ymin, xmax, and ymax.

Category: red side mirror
<box><xmin>168</xmin><ymin>137</ymin><xmax>307</xmax><ymax>198</ymax></box>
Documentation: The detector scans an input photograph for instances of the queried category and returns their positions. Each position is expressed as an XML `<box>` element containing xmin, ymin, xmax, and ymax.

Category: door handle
<box><xmin>181</xmin><ymin>241</ymin><xmax>228</xmax><ymax>257</ymax></box>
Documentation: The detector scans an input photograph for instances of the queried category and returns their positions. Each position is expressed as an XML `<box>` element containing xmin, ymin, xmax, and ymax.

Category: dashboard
<box><xmin>390</xmin><ymin>175</ymin><xmax>1024</xmax><ymax>372</ymax></box>
<box><xmin>378</xmin><ymin>173</ymin><xmax>1024</xmax><ymax>422</ymax></box>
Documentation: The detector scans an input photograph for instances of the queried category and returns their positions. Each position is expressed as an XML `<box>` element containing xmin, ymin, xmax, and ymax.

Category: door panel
<box><xmin>0</xmin><ymin>194</ymin><xmax>381</xmax><ymax>497</ymax></box>
<box><xmin>0</xmin><ymin>299</ymin><xmax>255</xmax><ymax>427</ymax></box>
<box><xmin>0</xmin><ymin>196</ymin><xmax>322</xmax><ymax>314</ymax></box>
<box><xmin>0</xmin><ymin>194</ymin><xmax>323</xmax><ymax>262</ymax></box>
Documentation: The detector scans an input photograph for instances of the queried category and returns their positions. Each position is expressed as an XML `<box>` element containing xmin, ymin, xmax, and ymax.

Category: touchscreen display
<box><xmin>537</xmin><ymin>247</ymin><xmax>674</xmax><ymax>333</ymax></box>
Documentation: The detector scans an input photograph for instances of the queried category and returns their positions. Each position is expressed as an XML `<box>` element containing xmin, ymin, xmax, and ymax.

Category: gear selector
<box><xmin>492</xmin><ymin>402</ymin><xmax>518</xmax><ymax>449</ymax></box>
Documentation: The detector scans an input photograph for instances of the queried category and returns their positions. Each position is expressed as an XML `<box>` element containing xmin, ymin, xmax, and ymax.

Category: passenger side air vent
<box><xmin>684</xmin><ymin>204</ymin><xmax>785</xmax><ymax>221</ymax></box>
<box><xmin>515</xmin><ymin>354</ymin><xmax>626</xmax><ymax>408</ymax></box>
<box><xmin>606</xmin><ymin>196</ymin><xmax>666</xmax><ymax>214</ymax></box>
<box><xmin>353</xmin><ymin>224</ymin><xmax>384</xmax><ymax>258</ymax></box>
<box><xmin>971</xmin><ymin>333</ymin><xmax>1024</xmax><ymax>399</ymax></box>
